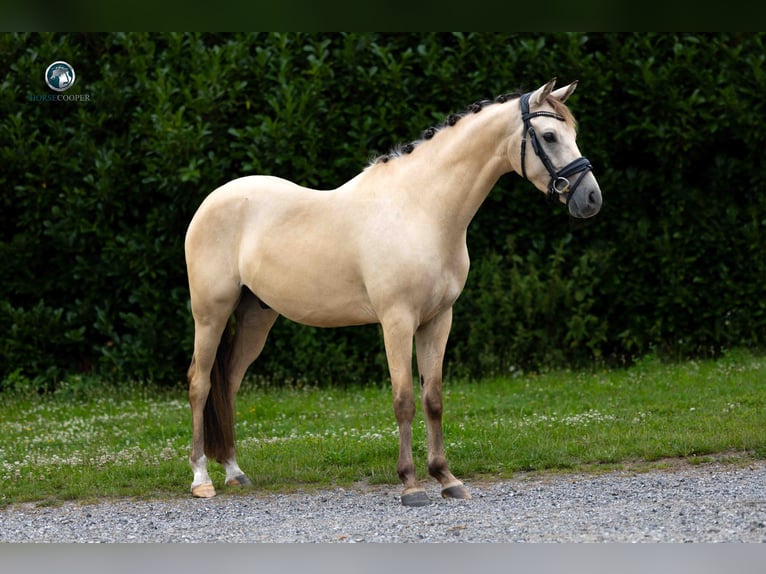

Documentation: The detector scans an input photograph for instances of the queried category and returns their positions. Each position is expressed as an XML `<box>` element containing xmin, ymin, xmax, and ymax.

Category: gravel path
<box><xmin>2</xmin><ymin>460</ymin><xmax>765</xmax><ymax>543</ymax></box>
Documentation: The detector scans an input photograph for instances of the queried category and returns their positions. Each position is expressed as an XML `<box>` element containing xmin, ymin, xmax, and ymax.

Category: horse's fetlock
<box><xmin>397</xmin><ymin>462</ymin><xmax>416</xmax><ymax>483</ymax></box>
<box><xmin>428</xmin><ymin>455</ymin><xmax>449</xmax><ymax>479</ymax></box>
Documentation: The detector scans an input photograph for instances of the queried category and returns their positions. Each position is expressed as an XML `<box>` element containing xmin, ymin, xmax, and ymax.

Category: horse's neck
<box><xmin>364</xmin><ymin>103</ymin><xmax>517</xmax><ymax>231</ymax></box>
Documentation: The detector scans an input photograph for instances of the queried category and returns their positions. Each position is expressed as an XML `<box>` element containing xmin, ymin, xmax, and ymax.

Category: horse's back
<box><xmin>190</xmin><ymin>175</ymin><xmax>312</xmax><ymax>218</ymax></box>
<box><xmin>187</xmin><ymin>175</ymin><xmax>316</xmax><ymax>244</ymax></box>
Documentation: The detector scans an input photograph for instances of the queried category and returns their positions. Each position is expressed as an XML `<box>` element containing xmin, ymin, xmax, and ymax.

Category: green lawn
<box><xmin>2</xmin><ymin>349</ymin><xmax>764</xmax><ymax>506</ymax></box>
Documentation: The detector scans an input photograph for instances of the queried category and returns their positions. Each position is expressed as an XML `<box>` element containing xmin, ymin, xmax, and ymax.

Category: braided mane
<box><xmin>369</xmin><ymin>92</ymin><xmax>577</xmax><ymax>167</ymax></box>
<box><xmin>369</xmin><ymin>93</ymin><xmax>521</xmax><ymax>166</ymax></box>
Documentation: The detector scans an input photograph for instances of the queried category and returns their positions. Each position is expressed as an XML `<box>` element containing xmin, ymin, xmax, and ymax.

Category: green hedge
<box><xmin>2</xmin><ymin>32</ymin><xmax>765</xmax><ymax>389</ymax></box>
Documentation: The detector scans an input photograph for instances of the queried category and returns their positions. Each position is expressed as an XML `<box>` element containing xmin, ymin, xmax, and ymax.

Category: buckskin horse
<box><xmin>184</xmin><ymin>78</ymin><xmax>602</xmax><ymax>506</ymax></box>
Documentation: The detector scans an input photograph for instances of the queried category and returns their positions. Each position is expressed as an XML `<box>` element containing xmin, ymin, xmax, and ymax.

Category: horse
<box><xmin>184</xmin><ymin>78</ymin><xmax>602</xmax><ymax>506</ymax></box>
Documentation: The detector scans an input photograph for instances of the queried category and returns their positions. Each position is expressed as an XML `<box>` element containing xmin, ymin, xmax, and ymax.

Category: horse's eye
<box><xmin>543</xmin><ymin>132</ymin><xmax>557</xmax><ymax>144</ymax></box>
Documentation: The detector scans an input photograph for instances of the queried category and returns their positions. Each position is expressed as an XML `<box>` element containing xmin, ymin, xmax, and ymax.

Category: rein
<box><xmin>519</xmin><ymin>92</ymin><xmax>593</xmax><ymax>205</ymax></box>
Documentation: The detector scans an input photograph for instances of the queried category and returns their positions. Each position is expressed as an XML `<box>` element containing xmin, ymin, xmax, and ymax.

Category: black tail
<box><xmin>203</xmin><ymin>318</ymin><xmax>235</xmax><ymax>463</ymax></box>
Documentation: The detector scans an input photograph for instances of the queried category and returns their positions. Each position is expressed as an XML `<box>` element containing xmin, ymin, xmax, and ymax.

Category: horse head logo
<box><xmin>45</xmin><ymin>61</ymin><xmax>76</xmax><ymax>92</ymax></box>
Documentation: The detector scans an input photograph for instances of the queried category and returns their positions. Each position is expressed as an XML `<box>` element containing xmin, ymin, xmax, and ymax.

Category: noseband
<box><xmin>519</xmin><ymin>92</ymin><xmax>593</xmax><ymax>205</ymax></box>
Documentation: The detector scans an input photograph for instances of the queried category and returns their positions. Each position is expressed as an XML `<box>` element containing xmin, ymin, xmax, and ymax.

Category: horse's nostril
<box><xmin>588</xmin><ymin>190</ymin><xmax>597</xmax><ymax>205</ymax></box>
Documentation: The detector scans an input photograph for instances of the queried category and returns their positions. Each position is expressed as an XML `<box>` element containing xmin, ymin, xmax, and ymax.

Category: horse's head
<box><xmin>514</xmin><ymin>78</ymin><xmax>602</xmax><ymax>219</ymax></box>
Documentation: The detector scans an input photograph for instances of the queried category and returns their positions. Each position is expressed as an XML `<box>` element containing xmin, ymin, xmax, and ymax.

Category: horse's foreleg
<box><xmin>382</xmin><ymin>312</ymin><xmax>428</xmax><ymax>506</ymax></box>
<box><xmin>415</xmin><ymin>308</ymin><xmax>471</xmax><ymax>501</ymax></box>
<box><xmin>222</xmin><ymin>295</ymin><xmax>279</xmax><ymax>488</ymax></box>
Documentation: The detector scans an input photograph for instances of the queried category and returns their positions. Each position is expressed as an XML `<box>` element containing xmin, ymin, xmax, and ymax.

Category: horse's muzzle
<box><xmin>567</xmin><ymin>174</ymin><xmax>602</xmax><ymax>219</ymax></box>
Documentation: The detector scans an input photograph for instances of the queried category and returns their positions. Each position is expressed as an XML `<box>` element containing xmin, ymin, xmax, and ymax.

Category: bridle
<box><xmin>519</xmin><ymin>91</ymin><xmax>593</xmax><ymax>205</ymax></box>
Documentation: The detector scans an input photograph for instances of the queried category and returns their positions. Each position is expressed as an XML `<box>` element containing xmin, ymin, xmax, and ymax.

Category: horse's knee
<box><xmin>422</xmin><ymin>385</ymin><xmax>443</xmax><ymax>419</ymax></box>
<box><xmin>393</xmin><ymin>394</ymin><xmax>415</xmax><ymax>423</ymax></box>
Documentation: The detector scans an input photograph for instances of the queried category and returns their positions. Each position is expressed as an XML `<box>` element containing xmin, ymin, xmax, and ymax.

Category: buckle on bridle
<box><xmin>552</xmin><ymin>177</ymin><xmax>571</xmax><ymax>194</ymax></box>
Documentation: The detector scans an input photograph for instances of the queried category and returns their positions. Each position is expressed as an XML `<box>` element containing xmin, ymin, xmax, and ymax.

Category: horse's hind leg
<box><xmin>220</xmin><ymin>289</ymin><xmax>278</xmax><ymax>488</ymax></box>
<box><xmin>415</xmin><ymin>308</ymin><xmax>471</xmax><ymax>500</ymax></box>
<box><xmin>188</xmin><ymin>309</ymin><xmax>233</xmax><ymax>498</ymax></box>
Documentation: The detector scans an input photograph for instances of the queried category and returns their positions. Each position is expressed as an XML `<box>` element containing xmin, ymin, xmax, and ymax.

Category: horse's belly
<box><xmin>280</xmin><ymin>303</ymin><xmax>378</xmax><ymax>328</ymax></box>
<box><xmin>274</xmin><ymin>289</ymin><xmax>378</xmax><ymax>328</ymax></box>
<box><xmin>243</xmin><ymin>260</ymin><xmax>378</xmax><ymax>328</ymax></box>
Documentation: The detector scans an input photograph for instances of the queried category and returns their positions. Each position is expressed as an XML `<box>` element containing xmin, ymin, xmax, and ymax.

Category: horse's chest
<box><xmin>413</xmin><ymin>246</ymin><xmax>470</xmax><ymax>311</ymax></box>
<box><xmin>434</xmin><ymin>257</ymin><xmax>469</xmax><ymax>303</ymax></box>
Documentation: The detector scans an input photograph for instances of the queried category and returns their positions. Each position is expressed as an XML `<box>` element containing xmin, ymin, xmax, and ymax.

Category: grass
<box><xmin>1</xmin><ymin>349</ymin><xmax>765</xmax><ymax>506</ymax></box>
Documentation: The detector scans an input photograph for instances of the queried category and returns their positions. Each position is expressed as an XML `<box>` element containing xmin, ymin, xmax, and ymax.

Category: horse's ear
<box><xmin>551</xmin><ymin>80</ymin><xmax>578</xmax><ymax>103</ymax></box>
<box><xmin>529</xmin><ymin>78</ymin><xmax>557</xmax><ymax>108</ymax></box>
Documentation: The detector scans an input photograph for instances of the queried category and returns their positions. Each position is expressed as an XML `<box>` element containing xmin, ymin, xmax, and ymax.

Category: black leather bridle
<box><xmin>519</xmin><ymin>91</ymin><xmax>593</xmax><ymax>205</ymax></box>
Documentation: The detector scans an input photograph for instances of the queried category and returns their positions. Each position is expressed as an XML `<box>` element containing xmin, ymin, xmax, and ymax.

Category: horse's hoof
<box><xmin>226</xmin><ymin>474</ymin><xmax>253</xmax><ymax>487</ymax></box>
<box><xmin>441</xmin><ymin>484</ymin><xmax>472</xmax><ymax>500</ymax></box>
<box><xmin>401</xmin><ymin>489</ymin><xmax>431</xmax><ymax>507</ymax></box>
<box><xmin>191</xmin><ymin>482</ymin><xmax>216</xmax><ymax>498</ymax></box>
